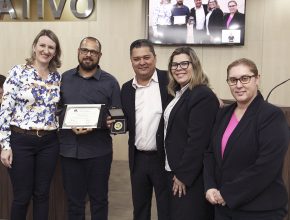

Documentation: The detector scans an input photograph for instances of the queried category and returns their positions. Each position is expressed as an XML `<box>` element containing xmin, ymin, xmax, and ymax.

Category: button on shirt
<box><xmin>133</xmin><ymin>71</ymin><xmax>162</xmax><ymax>151</ymax></box>
<box><xmin>163</xmin><ymin>84</ymin><xmax>189</xmax><ymax>171</ymax></box>
<box><xmin>59</xmin><ymin>66</ymin><xmax>121</xmax><ymax>159</ymax></box>
<box><xmin>0</xmin><ymin>64</ymin><xmax>61</xmax><ymax>150</ymax></box>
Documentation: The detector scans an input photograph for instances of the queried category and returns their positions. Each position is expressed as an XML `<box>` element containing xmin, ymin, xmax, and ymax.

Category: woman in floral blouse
<box><xmin>0</xmin><ymin>29</ymin><xmax>61</xmax><ymax>220</ymax></box>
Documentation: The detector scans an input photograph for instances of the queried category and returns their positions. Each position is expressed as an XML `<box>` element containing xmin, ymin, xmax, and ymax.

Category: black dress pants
<box><xmin>166</xmin><ymin>172</ymin><xmax>214</xmax><ymax>220</ymax></box>
<box><xmin>130</xmin><ymin>150</ymin><xmax>169</xmax><ymax>220</ymax></box>
<box><xmin>8</xmin><ymin>131</ymin><xmax>59</xmax><ymax>220</ymax></box>
<box><xmin>61</xmin><ymin>153</ymin><xmax>112</xmax><ymax>220</ymax></box>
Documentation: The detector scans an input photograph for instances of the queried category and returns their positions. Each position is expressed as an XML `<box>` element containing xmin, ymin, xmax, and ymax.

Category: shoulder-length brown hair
<box><xmin>26</xmin><ymin>29</ymin><xmax>61</xmax><ymax>72</ymax></box>
<box><xmin>167</xmin><ymin>47</ymin><xmax>209</xmax><ymax>96</ymax></box>
<box><xmin>227</xmin><ymin>58</ymin><xmax>259</xmax><ymax>78</ymax></box>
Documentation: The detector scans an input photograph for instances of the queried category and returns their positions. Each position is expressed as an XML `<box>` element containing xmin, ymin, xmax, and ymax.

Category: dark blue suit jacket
<box><xmin>121</xmin><ymin>69</ymin><xmax>169</xmax><ymax>172</ymax></box>
<box><xmin>204</xmin><ymin>92</ymin><xmax>289</xmax><ymax>211</ymax></box>
<box><xmin>189</xmin><ymin>4</ymin><xmax>208</xmax><ymax>30</ymax></box>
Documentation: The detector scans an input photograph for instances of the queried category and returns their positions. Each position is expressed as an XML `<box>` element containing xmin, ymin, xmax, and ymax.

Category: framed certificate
<box><xmin>62</xmin><ymin>104</ymin><xmax>105</xmax><ymax>129</ymax></box>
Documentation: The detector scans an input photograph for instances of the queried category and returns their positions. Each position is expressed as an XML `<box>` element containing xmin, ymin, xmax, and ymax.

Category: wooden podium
<box><xmin>0</xmin><ymin>159</ymin><xmax>67</xmax><ymax>220</ymax></box>
<box><xmin>281</xmin><ymin>106</ymin><xmax>290</xmax><ymax>220</ymax></box>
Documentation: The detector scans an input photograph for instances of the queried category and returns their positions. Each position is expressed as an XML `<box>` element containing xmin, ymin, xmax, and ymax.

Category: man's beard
<box><xmin>79</xmin><ymin>57</ymin><xmax>98</xmax><ymax>71</ymax></box>
<box><xmin>177</xmin><ymin>1</ymin><xmax>183</xmax><ymax>6</ymax></box>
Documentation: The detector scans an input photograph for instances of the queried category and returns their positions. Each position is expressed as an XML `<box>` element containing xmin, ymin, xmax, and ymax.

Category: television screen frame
<box><xmin>147</xmin><ymin>0</ymin><xmax>246</xmax><ymax>46</ymax></box>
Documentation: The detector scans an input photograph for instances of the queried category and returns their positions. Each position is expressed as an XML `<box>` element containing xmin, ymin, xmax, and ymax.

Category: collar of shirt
<box><xmin>132</xmin><ymin>70</ymin><xmax>158</xmax><ymax>89</ymax></box>
<box><xmin>175</xmin><ymin>83</ymin><xmax>189</xmax><ymax>97</ymax></box>
<box><xmin>73</xmin><ymin>65</ymin><xmax>102</xmax><ymax>80</ymax></box>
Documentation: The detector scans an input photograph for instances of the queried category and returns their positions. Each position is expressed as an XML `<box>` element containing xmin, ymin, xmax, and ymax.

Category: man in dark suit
<box><xmin>170</xmin><ymin>0</ymin><xmax>190</xmax><ymax>43</ymax></box>
<box><xmin>189</xmin><ymin>0</ymin><xmax>208</xmax><ymax>43</ymax></box>
<box><xmin>121</xmin><ymin>39</ymin><xmax>169</xmax><ymax>220</ymax></box>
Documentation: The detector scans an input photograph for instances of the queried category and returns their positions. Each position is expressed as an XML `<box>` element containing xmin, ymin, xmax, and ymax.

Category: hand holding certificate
<box><xmin>62</xmin><ymin>104</ymin><xmax>104</xmax><ymax>129</ymax></box>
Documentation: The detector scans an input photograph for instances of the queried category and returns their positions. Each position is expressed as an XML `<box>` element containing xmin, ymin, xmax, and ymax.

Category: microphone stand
<box><xmin>265</xmin><ymin>78</ymin><xmax>290</xmax><ymax>102</ymax></box>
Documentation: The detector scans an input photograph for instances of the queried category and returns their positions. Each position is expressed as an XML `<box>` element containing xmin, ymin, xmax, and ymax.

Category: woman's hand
<box><xmin>1</xmin><ymin>149</ymin><xmax>13</xmax><ymax>168</ymax></box>
<box><xmin>172</xmin><ymin>175</ymin><xmax>186</xmax><ymax>197</ymax></box>
<box><xmin>206</xmin><ymin>188</ymin><xmax>226</xmax><ymax>206</ymax></box>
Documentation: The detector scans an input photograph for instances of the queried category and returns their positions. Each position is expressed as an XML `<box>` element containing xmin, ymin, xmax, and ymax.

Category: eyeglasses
<box><xmin>79</xmin><ymin>48</ymin><xmax>100</xmax><ymax>57</ymax></box>
<box><xmin>228</xmin><ymin>4</ymin><xmax>237</xmax><ymax>7</ymax></box>
<box><xmin>171</xmin><ymin>61</ymin><xmax>192</xmax><ymax>70</ymax></box>
<box><xmin>226</xmin><ymin>75</ymin><xmax>256</xmax><ymax>86</ymax></box>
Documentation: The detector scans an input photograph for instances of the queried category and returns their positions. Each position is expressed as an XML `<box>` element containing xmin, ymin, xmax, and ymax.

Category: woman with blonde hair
<box><xmin>0</xmin><ymin>29</ymin><xmax>61</xmax><ymax>220</ymax></box>
<box><xmin>157</xmin><ymin>46</ymin><xmax>219</xmax><ymax>220</ymax></box>
<box><xmin>205</xmin><ymin>0</ymin><xmax>223</xmax><ymax>43</ymax></box>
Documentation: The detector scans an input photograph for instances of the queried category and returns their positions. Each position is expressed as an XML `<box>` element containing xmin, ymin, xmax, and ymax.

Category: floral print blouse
<box><xmin>0</xmin><ymin>64</ymin><xmax>60</xmax><ymax>150</ymax></box>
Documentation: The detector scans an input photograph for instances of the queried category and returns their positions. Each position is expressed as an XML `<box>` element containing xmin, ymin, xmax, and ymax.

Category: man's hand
<box><xmin>72</xmin><ymin>128</ymin><xmax>93</xmax><ymax>135</ymax></box>
<box><xmin>106</xmin><ymin>116</ymin><xmax>115</xmax><ymax>129</ymax></box>
<box><xmin>172</xmin><ymin>175</ymin><xmax>186</xmax><ymax>197</ymax></box>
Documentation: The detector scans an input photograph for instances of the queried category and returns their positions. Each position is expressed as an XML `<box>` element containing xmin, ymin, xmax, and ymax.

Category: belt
<box><xmin>11</xmin><ymin>126</ymin><xmax>56</xmax><ymax>137</ymax></box>
<box><xmin>136</xmin><ymin>149</ymin><xmax>158</xmax><ymax>155</ymax></box>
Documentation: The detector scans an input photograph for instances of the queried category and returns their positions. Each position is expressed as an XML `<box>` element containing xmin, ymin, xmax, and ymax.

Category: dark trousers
<box><xmin>193</xmin><ymin>29</ymin><xmax>206</xmax><ymax>44</ymax></box>
<box><xmin>130</xmin><ymin>150</ymin><xmax>169</xmax><ymax>220</ymax></box>
<box><xmin>61</xmin><ymin>153</ymin><xmax>112</xmax><ymax>220</ymax></box>
<box><xmin>168</xmin><ymin>25</ymin><xmax>188</xmax><ymax>44</ymax></box>
<box><xmin>8</xmin><ymin>131</ymin><xmax>59</xmax><ymax>220</ymax></box>
<box><xmin>215</xmin><ymin>205</ymin><xmax>287</xmax><ymax>220</ymax></box>
<box><xmin>166</xmin><ymin>172</ymin><xmax>214</xmax><ymax>220</ymax></box>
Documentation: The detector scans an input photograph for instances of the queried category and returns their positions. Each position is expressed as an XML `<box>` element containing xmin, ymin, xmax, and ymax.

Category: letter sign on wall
<box><xmin>0</xmin><ymin>0</ymin><xmax>96</xmax><ymax>21</ymax></box>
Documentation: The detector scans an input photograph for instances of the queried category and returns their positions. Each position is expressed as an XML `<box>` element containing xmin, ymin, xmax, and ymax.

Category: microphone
<box><xmin>265</xmin><ymin>78</ymin><xmax>290</xmax><ymax>102</ymax></box>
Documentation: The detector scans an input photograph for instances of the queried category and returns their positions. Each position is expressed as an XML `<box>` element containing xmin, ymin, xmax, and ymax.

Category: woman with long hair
<box><xmin>0</xmin><ymin>29</ymin><xmax>62</xmax><ymax>220</ymax></box>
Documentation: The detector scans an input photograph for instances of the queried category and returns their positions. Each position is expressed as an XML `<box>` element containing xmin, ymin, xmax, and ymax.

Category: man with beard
<box><xmin>59</xmin><ymin>37</ymin><xmax>121</xmax><ymax>220</ymax></box>
<box><xmin>170</xmin><ymin>0</ymin><xmax>190</xmax><ymax>43</ymax></box>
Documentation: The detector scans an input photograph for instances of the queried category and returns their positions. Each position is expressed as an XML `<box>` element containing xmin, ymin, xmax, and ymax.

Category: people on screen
<box><xmin>152</xmin><ymin>0</ymin><xmax>172</xmax><ymax>44</ymax></box>
<box><xmin>189</xmin><ymin>0</ymin><xmax>208</xmax><ymax>43</ymax></box>
<box><xmin>205</xmin><ymin>0</ymin><xmax>224</xmax><ymax>43</ymax></box>
<box><xmin>223</xmin><ymin>0</ymin><xmax>245</xmax><ymax>43</ymax></box>
<box><xmin>171</xmin><ymin>0</ymin><xmax>190</xmax><ymax>43</ymax></box>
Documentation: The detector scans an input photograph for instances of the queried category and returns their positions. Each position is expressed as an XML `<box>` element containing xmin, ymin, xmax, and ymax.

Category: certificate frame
<box><xmin>62</xmin><ymin>104</ymin><xmax>105</xmax><ymax>129</ymax></box>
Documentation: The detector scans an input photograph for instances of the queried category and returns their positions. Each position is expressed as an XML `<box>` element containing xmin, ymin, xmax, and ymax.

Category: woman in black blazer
<box><xmin>205</xmin><ymin>0</ymin><xmax>224</xmax><ymax>43</ymax></box>
<box><xmin>157</xmin><ymin>47</ymin><xmax>219</xmax><ymax>220</ymax></box>
<box><xmin>223</xmin><ymin>0</ymin><xmax>245</xmax><ymax>43</ymax></box>
<box><xmin>204</xmin><ymin>58</ymin><xmax>289</xmax><ymax>220</ymax></box>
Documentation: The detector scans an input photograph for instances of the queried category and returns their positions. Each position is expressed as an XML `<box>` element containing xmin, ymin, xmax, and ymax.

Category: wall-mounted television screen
<box><xmin>148</xmin><ymin>0</ymin><xmax>246</xmax><ymax>46</ymax></box>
